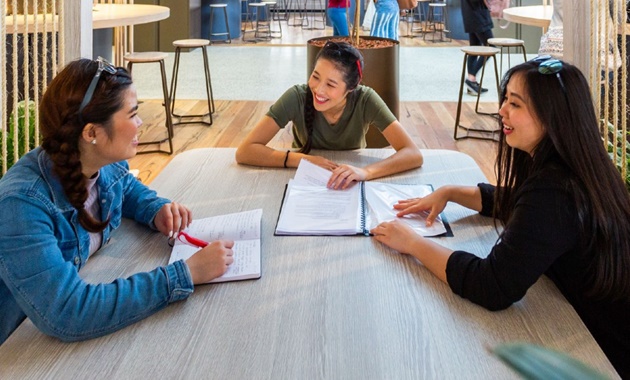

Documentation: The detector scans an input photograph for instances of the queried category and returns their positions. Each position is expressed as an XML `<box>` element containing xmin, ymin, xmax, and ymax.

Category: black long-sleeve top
<box><xmin>445</xmin><ymin>164</ymin><xmax>630</xmax><ymax>378</ymax></box>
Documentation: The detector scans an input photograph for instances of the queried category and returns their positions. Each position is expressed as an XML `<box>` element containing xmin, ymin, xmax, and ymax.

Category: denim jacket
<box><xmin>0</xmin><ymin>148</ymin><xmax>193</xmax><ymax>344</ymax></box>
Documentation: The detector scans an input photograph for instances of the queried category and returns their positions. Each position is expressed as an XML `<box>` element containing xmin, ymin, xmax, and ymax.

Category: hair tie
<box><xmin>356</xmin><ymin>60</ymin><xmax>362</xmax><ymax>81</ymax></box>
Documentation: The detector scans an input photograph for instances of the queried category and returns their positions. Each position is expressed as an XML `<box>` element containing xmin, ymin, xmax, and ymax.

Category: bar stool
<box><xmin>170</xmin><ymin>39</ymin><xmax>214</xmax><ymax>127</ymax></box>
<box><xmin>301</xmin><ymin>0</ymin><xmax>325</xmax><ymax>30</ymax></box>
<box><xmin>209</xmin><ymin>4</ymin><xmax>232</xmax><ymax>44</ymax></box>
<box><xmin>454</xmin><ymin>46</ymin><xmax>501</xmax><ymax>141</ymax></box>
<box><xmin>407</xmin><ymin>0</ymin><xmax>431</xmax><ymax>37</ymax></box>
<box><xmin>244</xmin><ymin>3</ymin><xmax>271</xmax><ymax>41</ymax></box>
<box><xmin>262</xmin><ymin>1</ymin><xmax>283</xmax><ymax>38</ymax></box>
<box><xmin>488</xmin><ymin>37</ymin><xmax>527</xmax><ymax>74</ymax></box>
<box><xmin>272</xmin><ymin>0</ymin><xmax>290</xmax><ymax>21</ymax></box>
<box><xmin>426</xmin><ymin>1</ymin><xmax>450</xmax><ymax>42</ymax></box>
<box><xmin>241</xmin><ymin>0</ymin><xmax>254</xmax><ymax>31</ymax></box>
<box><xmin>402</xmin><ymin>7</ymin><xmax>421</xmax><ymax>38</ymax></box>
<box><xmin>287</xmin><ymin>0</ymin><xmax>306</xmax><ymax>26</ymax></box>
<box><xmin>124</xmin><ymin>51</ymin><xmax>174</xmax><ymax>155</ymax></box>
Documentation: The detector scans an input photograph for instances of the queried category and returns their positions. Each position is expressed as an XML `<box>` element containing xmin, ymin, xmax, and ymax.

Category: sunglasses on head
<box><xmin>530</xmin><ymin>55</ymin><xmax>566</xmax><ymax>93</ymax></box>
<box><xmin>78</xmin><ymin>56</ymin><xmax>117</xmax><ymax>125</ymax></box>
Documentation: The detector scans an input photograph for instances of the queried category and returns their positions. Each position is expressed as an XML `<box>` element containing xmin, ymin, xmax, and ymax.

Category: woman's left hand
<box><xmin>327</xmin><ymin>164</ymin><xmax>368</xmax><ymax>190</ymax></box>
<box><xmin>154</xmin><ymin>202</ymin><xmax>193</xmax><ymax>237</ymax></box>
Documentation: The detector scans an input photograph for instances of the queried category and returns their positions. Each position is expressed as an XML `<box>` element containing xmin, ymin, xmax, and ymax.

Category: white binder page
<box><xmin>364</xmin><ymin>183</ymin><xmax>447</xmax><ymax>237</ymax></box>
<box><xmin>276</xmin><ymin>179</ymin><xmax>361</xmax><ymax>235</ymax></box>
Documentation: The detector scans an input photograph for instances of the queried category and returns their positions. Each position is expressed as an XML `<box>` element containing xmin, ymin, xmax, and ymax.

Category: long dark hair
<box><xmin>495</xmin><ymin>59</ymin><xmax>630</xmax><ymax>301</ymax></box>
<box><xmin>301</xmin><ymin>41</ymin><xmax>364</xmax><ymax>154</ymax></box>
<box><xmin>39</xmin><ymin>58</ymin><xmax>133</xmax><ymax>233</ymax></box>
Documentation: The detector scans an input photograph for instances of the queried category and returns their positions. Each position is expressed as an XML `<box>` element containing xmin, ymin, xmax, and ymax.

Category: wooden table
<box><xmin>3</xmin><ymin>4</ymin><xmax>169</xmax><ymax>34</ymax></box>
<box><xmin>91</xmin><ymin>4</ymin><xmax>170</xmax><ymax>63</ymax></box>
<box><xmin>502</xmin><ymin>5</ymin><xmax>552</xmax><ymax>29</ymax></box>
<box><xmin>0</xmin><ymin>148</ymin><xmax>619</xmax><ymax>379</ymax></box>
<box><xmin>4</xmin><ymin>4</ymin><xmax>169</xmax><ymax>62</ymax></box>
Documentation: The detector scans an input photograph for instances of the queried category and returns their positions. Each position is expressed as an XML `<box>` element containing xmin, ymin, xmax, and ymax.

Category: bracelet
<box><xmin>283</xmin><ymin>150</ymin><xmax>290</xmax><ymax>168</ymax></box>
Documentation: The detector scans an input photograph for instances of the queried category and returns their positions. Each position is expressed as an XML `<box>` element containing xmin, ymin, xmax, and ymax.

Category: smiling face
<box><xmin>499</xmin><ymin>73</ymin><xmax>546</xmax><ymax>156</ymax></box>
<box><xmin>82</xmin><ymin>85</ymin><xmax>141</xmax><ymax>172</ymax></box>
<box><xmin>308</xmin><ymin>58</ymin><xmax>351</xmax><ymax>115</ymax></box>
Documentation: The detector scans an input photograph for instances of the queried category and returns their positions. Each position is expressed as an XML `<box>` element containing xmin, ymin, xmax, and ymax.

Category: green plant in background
<box><xmin>491</xmin><ymin>342</ymin><xmax>611</xmax><ymax>380</ymax></box>
<box><xmin>1</xmin><ymin>100</ymin><xmax>38</xmax><ymax>178</ymax></box>
<box><xmin>602</xmin><ymin>120</ymin><xmax>630</xmax><ymax>191</ymax></box>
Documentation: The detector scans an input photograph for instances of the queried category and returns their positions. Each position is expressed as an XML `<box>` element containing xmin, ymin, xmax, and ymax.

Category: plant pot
<box><xmin>307</xmin><ymin>36</ymin><xmax>400</xmax><ymax>148</ymax></box>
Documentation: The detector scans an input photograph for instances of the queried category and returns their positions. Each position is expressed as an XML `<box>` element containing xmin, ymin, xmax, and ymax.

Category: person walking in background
<box><xmin>370</xmin><ymin>0</ymin><xmax>400</xmax><ymax>40</ymax></box>
<box><xmin>461</xmin><ymin>0</ymin><xmax>494</xmax><ymax>95</ymax></box>
<box><xmin>328</xmin><ymin>0</ymin><xmax>349</xmax><ymax>36</ymax></box>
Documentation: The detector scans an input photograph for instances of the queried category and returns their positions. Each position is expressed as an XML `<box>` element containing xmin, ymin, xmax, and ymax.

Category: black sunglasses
<box><xmin>530</xmin><ymin>55</ymin><xmax>566</xmax><ymax>93</ymax></box>
<box><xmin>78</xmin><ymin>56</ymin><xmax>117</xmax><ymax>124</ymax></box>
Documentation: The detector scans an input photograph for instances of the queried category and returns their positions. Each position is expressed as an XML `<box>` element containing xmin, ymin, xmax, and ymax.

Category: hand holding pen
<box><xmin>182</xmin><ymin>236</ymin><xmax>235</xmax><ymax>284</ymax></box>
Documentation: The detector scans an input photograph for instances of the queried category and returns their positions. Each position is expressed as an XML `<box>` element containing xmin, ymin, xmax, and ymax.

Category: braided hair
<box><xmin>39</xmin><ymin>58</ymin><xmax>133</xmax><ymax>233</ymax></box>
<box><xmin>301</xmin><ymin>41</ymin><xmax>364</xmax><ymax>154</ymax></box>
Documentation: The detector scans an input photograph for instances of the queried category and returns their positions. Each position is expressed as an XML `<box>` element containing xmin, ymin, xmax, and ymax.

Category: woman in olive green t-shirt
<box><xmin>235</xmin><ymin>41</ymin><xmax>423</xmax><ymax>190</ymax></box>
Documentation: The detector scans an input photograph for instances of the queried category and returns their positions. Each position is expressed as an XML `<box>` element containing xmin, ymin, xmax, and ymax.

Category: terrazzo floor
<box><xmin>130</xmin><ymin>45</ymin><xmax>535</xmax><ymax>103</ymax></box>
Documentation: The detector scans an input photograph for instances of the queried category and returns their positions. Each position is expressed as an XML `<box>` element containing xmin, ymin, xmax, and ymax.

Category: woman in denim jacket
<box><xmin>0</xmin><ymin>58</ymin><xmax>234</xmax><ymax>344</ymax></box>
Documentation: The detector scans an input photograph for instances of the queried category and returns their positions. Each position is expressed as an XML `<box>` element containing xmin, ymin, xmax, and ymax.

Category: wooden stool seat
<box><xmin>453</xmin><ymin>46</ymin><xmax>501</xmax><ymax>141</ymax></box>
<box><xmin>488</xmin><ymin>37</ymin><xmax>525</xmax><ymax>47</ymax></box>
<box><xmin>172</xmin><ymin>39</ymin><xmax>211</xmax><ymax>48</ymax></box>
<box><xmin>488</xmin><ymin>38</ymin><xmax>527</xmax><ymax>73</ymax></box>
<box><xmin>460</xmin><ymin>46</ymin><xmax>500</xmax><ymax>56</ymax></box>
<box><xmin>124</xmin><ymin>51</ymin><xmax>169</xmax><ymax>63</ymax></box>
<box><xmin>124</xmin><ymin>52</ymin><xmax>173</xmax><ymax>154</ymax></box>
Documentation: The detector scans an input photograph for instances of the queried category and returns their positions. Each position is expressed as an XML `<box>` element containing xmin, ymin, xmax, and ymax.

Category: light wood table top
<box><xmin>503</xmin><ymin>5</ymin><xmax>552</xmax><ymax>28</ymax></box>
<box><xmin>0</xmin><ymin>148</ymin><xmax>618</xmax><ymax>379</ymax></box>
<box><xmin>3</xmin><ymin>4</ymin><xmax>169</xmax><ymax>34</ymax></box>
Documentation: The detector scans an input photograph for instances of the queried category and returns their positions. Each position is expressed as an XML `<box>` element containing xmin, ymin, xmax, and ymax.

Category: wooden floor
<box><xmin>128</xmin><ymin>99</ymin><xmax>500</xmax><ymax>185</ymax></box>
<box><xmin>128</xmin><ymin>21</ymin><xmax>499</xmax><ymax>185</ymax></box>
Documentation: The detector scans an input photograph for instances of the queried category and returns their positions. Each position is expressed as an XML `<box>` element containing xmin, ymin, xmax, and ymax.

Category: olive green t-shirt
<box><xmin>266</xmin><ymin>84</ymin><xmax>396</xmax><ymax>150</ymax></box>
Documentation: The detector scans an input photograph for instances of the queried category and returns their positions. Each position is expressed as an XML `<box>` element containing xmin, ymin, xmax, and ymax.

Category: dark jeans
<box><xmin>467</xmin><ymin>29</ymin><xmax>494</xmax><ymax>78</ymax></box>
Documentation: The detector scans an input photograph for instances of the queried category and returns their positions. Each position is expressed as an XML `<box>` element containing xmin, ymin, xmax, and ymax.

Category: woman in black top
<box><xmin>371</xmin><ymin>58</ymin><xmax>630</xmax><ymax>378</ymax></box>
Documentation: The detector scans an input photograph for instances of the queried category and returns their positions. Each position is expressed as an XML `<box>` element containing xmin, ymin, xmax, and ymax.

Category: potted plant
<box><xmin>306</xmin><ymin>0</ymin><xmax>400</xmax><ymax>148</ymax></box>
<box><xmin>1</xmin><ymin>100</ymin><xmax>38</xmax><ymax>178</ymax></box>
<box><xmin>603</xmin><ymin>120</ymin><xmax>630</xmax><ymax>192</ymax></box>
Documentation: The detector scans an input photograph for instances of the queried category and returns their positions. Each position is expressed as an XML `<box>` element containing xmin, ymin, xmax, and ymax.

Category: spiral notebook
<box><xmin>274</xmin><ymin>160</ymin><xmax>451</xmax><ymax>237</ymax></box>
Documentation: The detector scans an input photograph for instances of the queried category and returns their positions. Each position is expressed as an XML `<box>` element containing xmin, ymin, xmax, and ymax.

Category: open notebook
<box><xmin>168</xmin><ymin>209</ymin><xmax>263</xmax><ymax>283</ymax></box>
<box><xmin>275</xmin><ymin>160</ymin><xmax>450</xmax><ymax>237</ymax></box>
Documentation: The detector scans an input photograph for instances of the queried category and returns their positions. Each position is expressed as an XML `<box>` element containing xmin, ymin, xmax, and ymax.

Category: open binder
<box><xmin>275</xmin><ymin>160</ymin><xmax>452</xmax><ymax>237</ymax></box>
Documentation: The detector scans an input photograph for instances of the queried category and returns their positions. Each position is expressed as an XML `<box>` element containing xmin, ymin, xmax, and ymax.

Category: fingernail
<box><xmin>168</xmin><ymin>231</ymin><xmax>173</xmax><ymax>238</ymax></box>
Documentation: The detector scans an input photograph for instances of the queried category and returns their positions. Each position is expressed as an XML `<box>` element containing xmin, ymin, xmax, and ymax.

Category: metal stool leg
<box><xmin>222</xmin><ymin>6</ymin><xmax>232</xmax><ymax>43</ymax></box>
<box><xmin>455</xmin><ymin>53</ymin><xmax>501</xmax><ymax>141</ymax></box>
<box><xmin>131</xmin><ymin>60</ymin><xmax>174</xmax><ymax>155</ymax></box>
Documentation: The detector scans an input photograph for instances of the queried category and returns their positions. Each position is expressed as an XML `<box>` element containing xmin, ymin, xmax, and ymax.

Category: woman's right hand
<box><xmin>185</xmin><ymin>240</ymin><xmax>235</xmax><ymax>284</ymax></box>
<box><xmin>394</xmin><ymin>187</ymin><xmax>451</xmax><ymax>227</ymax></box>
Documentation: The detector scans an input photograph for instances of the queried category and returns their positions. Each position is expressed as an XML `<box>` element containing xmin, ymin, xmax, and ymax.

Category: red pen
<box><xmin>177</xmin><ymin>231</ymin><xmax>209</xmax><ymax>248</ymax></box>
